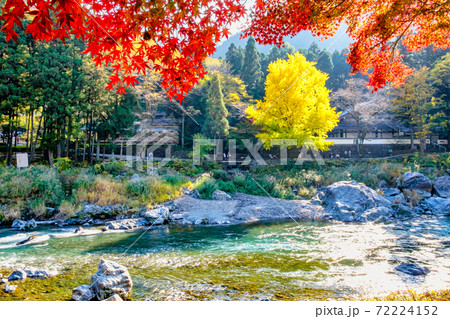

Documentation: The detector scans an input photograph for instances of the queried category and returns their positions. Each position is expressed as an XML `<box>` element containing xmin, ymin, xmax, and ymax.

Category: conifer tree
<box><xmin>202</xmin><ymin>73</ymin><xmax>229</xmax><ymax>139</ymax></box>
<box><xmin>225</xmin><ymin>43</ymin><xmax>244</xmax><ymax>76</ymax></box>
<box><xmin>241</xmin><ymin>37</ymin><xmax>264</xmax><ymax>100</ymax></box>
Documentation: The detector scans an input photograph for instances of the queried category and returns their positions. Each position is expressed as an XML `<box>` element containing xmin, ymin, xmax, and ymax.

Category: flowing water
<box><xmin>0</xmin><ymin>217</ymin><xmax>449</xmax><ymax>300</ymax></box>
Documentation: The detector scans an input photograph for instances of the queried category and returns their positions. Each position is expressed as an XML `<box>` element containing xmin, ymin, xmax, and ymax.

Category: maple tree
<box><xmin>0</xmin><ymin>0</ymin><xmax>245</xmax><ymax>101</ymax></box>
<box><xmin>1</xmin><ymin>1</ymin><xmax>449</xmax><ymax>100</ymax></box>
<box><xmin>246</xmin><ymin>52</ymin><xmax>339</xmax><ymax>150</ymax></box>
<box><xmin>246</xmin><ymin>0</ymin><xmax>450</xmax><ymax>91</ymax></box>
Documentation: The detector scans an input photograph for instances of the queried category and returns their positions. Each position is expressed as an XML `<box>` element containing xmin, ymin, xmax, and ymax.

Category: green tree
<box><xmin>241</xmin><ymin>37</ymin><xmax>264</xmax><ymax>100</ymax></box>
<box><xmin>202</xmin><ymin>73</ymin><xmax>229</xmax><ymax>139</ymax></box>
<box><xmin>430</xmin><ymin>53</ymin><xmax>450</xmax><ymax>148</ymax></box>
<box><xmin>391</xmin><ymin>67</ymin><xmax>441</xmax><ymax>154</ymax></box>
<box><xmin>225</xmin><ymin>43</ymin><xmax>244</xmax><ymax>76</ymax></box>
<box><xmin>247</xmin><ymin>52</ymin><xmax>339</xmax><ymax>150</ymax></box>
<box><xmin>0</xmin><ymin>27</ymin><xmax>29</xmax><ymax>165</ymax></box>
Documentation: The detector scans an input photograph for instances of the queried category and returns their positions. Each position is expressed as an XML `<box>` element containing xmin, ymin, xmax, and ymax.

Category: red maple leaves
<box><xmin>1</xmin><ymin>0</ymin><xmax>448</xmax><ymax>98</ymax></box>
<box><xmin>245</xmin><ymin>0</ymin><xmax>450</xmax><ymax>91</ymax></box>
<box><xmin>0</xmin><ymin>0</ymin><xmax>244</xmax><ymax>101</ymax></box>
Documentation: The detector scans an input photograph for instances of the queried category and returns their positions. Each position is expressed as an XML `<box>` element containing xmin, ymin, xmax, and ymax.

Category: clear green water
<box><xmin>0</xmin><ymin>217</ymin><xmax>449</xmax><ymax>300</ymax></box>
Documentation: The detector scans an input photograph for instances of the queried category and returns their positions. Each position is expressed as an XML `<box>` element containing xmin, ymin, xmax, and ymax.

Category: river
<box><xmin>0</xmin><ymin>217</ymin><xmax>449</xmax><ymax>300</ymax></box>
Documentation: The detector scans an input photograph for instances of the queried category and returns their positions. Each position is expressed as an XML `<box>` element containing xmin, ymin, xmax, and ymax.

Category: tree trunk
<box><xmin>48</xmin><ymin>150</ymin><xmax>54</xmax><ymax>167</ymax></box>
<box><xmin>409</xmin><ymin>123</ymin><xmax>415</xmax><ymax>150</ymax></box>
<box><xmin>355</xmin><ymin>118</ymin><xmax>361</xmax><ymax>158</ymax></box>
<box><xmin>30</xmin><ymin>114</ymin><xmax>42</xmax><ymax>163</ymax></box>
<box><xmin>75</xmin><ymin>137</ymin><xmax>79</xmax><ymax>163</ymax></box>
<box><xmin>181</xmin><ymin>113</ymin><xmax>185</xmax><ymax>148</ymax></box>
<box><xmin>96</xmin><ymin>135</ymin><xmax>100</xmax><ymax>162</ymax></box>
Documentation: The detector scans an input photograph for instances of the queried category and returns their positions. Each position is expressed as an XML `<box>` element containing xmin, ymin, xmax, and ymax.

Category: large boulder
<box><xmin>11</xmin><ymin>219</ymin><xmax>37</xmax><ymax>231</ymax></box>
<box><xmin>212</xmin><ymin>190</ymin><xmax>232</xmax><ymax>201</ymax></box>
<box><xmin>397</xmin><ymin>172</ymin><xmax>432</xmax><ymax>200</ymax></box>
<box><xmin>423</xmin><ymin>197</ymin><xmax>450</xmax><ymax>216</ymax></box>
<box><xmin>141</xmin><ymin>207</ymin><xmax>170</xmax><ymax>225</ymax></box>
<box><xmin>433</xmin><ymin>176</ymin><xmax>450</xmax><ymax>199</ymax></box>
<box><xmin>395</xmin><ymin>263</ymin><xmax>430</xmax><ymax>276</ymax></box>
<box><xmin>90</xmin><ymin>259</ymin><xmax>132</xmax><ymax>300</ymax></box>
<box><xmin>313</xmin><ymin>181</ymin><xmax>393</xmax><ymax>222</ymax></box>
<box><xmin>72</xmin><ymin>284</ymin><xmax>94</xmax><ymax>301</ymax></box>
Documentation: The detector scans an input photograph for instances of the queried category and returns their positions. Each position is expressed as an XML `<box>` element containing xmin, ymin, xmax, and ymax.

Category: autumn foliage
<box><xmin>0</xmin><ymin>0</ymin><xmax>245</xmax><ymax>100</ymax></box>
<box><xmin>246</xmin><ymin>52</ymin><xmax>340</xmax><ymax>150</ymax></box>
<box><xmin>1</xmin><ymin>0</ymin><xmax>449</xmax><ymax>99</ymax></box>
<box><xmin>246</xmin><ymin>0</ymin><xmax>450</xmax><ymax>91</ymax></box>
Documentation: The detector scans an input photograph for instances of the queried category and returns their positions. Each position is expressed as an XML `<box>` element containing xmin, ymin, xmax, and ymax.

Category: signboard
<box><xmin>16</xmin><ymin>153</ymin><xmax>29</xmax><ymax>169</ymax></box>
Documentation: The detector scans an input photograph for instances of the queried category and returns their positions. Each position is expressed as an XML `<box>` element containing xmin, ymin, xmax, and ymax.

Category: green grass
<box><xmin>0</xmin><ymin>152</ymin><xmax>448</xmax><ymax>223</ymax></box>
<box><xmin>0</xmin><ymin>163</ymin><xmax>191</xmax><ymax>223</ymax></box>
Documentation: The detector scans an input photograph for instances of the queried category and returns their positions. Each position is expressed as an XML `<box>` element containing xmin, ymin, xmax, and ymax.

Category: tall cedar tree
<box><xmin>202</xmin><ymin>73</ymin><xmax>229</xmax><ymax>139</ymax></box>
<box><xmin>225</xmin><ymin>43</ymin><xmax>244</xmax><ymax>76</ymax></box>
<box><xmin>241</xmin><ymin>37</ymin><xmax>264</xmax><ymax>100</ymax></box>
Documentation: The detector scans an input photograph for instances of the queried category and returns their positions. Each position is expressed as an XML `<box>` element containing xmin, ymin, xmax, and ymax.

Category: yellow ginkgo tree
<box><xmin>246</xmin><ymin>52</ymin><xmax>340</xmax><ymax>150</ymax></box>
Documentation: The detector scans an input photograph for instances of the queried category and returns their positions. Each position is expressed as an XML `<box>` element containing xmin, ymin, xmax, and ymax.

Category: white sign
<box><xmin>16</xmin><ymin>153</ymin><xmax>29</xmax><ymax>168</ymax></box>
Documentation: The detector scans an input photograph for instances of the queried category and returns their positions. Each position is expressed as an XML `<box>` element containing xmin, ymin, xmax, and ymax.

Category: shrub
<box><xmin>54</xmin><ymin>157</ymin><xmax>72</xmax><ymax>172</ymax></box>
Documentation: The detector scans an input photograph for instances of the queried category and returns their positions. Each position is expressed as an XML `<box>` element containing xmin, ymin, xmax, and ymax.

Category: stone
<box><xmin>72</xmin><ymin>284</ymin><xmax>94</xmax><ymax>301</ymax></box>
<box><xmin>141</xmin><ymin>207</ymin><xmax>170</xmax><ymax>225</ymax></box>
<box><xmin>11</xmin><ymin>219</ymin><xmax>25</xmax><ymax>229</ymax></box>
<box><xmin>433</xmin><ymin>176</ymin><xmax>450</xmax><ymax>199</ymax></box>
<box><xmin>212</xmin><ymin>190</ymin><xmax>232</xmax><ymax>201</ymax></box>
<box><xmin>11</xmin><ymin>219</ymin><xmax>37</xmax><ymax>231</ymax></box>
<box><xmin>23</xmin><ymin>267</ymin><xmax>56</xmax><ymax>279</ymax></box>
<box><xmin>104</xmin><ymin>294</ymin><xmax>123</xmax><ymax>301</ymax></box>
<box><xmin>90</xmin><ymin>259</ymin><xmax>133</xmax><ymax>300</ymax></box>
<box><xmin>74</xmin><ymin>226</ymin><xmax>84</xmax><ymax>234</ymax></box>
<box><xmin>423</xmin><ymin>197</ymin><xmax>450</xmax><ymax>216</ymax></box>
<box><xmin>378</xmin><ymin>180</ymin><xmax>388</xmax><ymax>189</ymax></box>
<box><xmin>4</xmin><ymin>284</ymin><xmax>17</xmax><ymax>293</ymax></box>
<box><xmin>397</xmin><ymin>172</ymin><xmax>432</xmax><ymax>199</ymax></box>
<box><xmin>392</xmin><ymin>203</ymin><xmax>414</xmax><ymax>218</ymax></box>
<box><xmin>395</xmin><ymin>263</ymin><xmax>430</xmax><ymax>276</ymax></box>
<box><xmin>312</xmin><ymin>181</ymin><xmax>393</xmax><ymax>222</ymax></box>
<box><xmin>383</xmin><ymin>188</ymin><xmax>401</xmax><ymax>197</ymax></box>
<box><xmin>8</xmin><ymin>269</ymin><xmax>27</xmax><ymax>281</ymax></box>
<box><xmin>131</xmin><ymin>174</ymin><xmax>140</xmax><ymax>180</ymax></box>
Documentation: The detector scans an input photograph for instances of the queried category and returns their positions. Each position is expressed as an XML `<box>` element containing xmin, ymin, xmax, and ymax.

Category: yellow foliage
<box><xmin>246</xmin><ymin>52</ymin><xmax>339</xmax><ymax>150</ymax></box>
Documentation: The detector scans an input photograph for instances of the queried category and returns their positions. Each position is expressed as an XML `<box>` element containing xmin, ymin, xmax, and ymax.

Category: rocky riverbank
<box><xmin>7</xmin><ymin>172</ymin><xmax>450</xmax><ymax>237</ymax></box>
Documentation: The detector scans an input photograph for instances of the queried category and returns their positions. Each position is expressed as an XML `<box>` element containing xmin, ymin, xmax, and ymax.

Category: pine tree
<box><xmin>241</xmin><ymin>37</ymin><xmax>264</xmax><ymax>100</ymax></box>
<box><xmin>225</xmin><ymin>43</ymin><xmax>244</xmax><ymax>76</ymax></box>
<box><xmin>202</xmin><ymin>73</ymin><xmax>229</xmax><ymax>139</ymax></box>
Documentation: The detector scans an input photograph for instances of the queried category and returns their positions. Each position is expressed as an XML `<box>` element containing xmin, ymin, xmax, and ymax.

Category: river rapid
<box><xmin>0</xmin><ymin>217</ymin><xmax>449</xmax><ymax>300</ymax></box>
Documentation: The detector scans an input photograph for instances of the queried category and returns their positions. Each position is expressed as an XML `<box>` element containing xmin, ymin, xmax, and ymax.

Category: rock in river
<box><xmin>8</xmin><ymin>269</ymin><xmax>27</xmax><ymax>281</ymax></box>
<box><xmin>11</xmin><ymin>219</ymin><xmax>37</xmax><ymax>231</ymax></box>
<box><xmin>395</xmin><ymin>263</ymin><xmax>430</xmax><ymax>276</ymax></box>
<box><xmin>72</xmin><ymin>284</ymin><xmax>94</xmax><ymax>301</ymax></box>
<box><xmin>90</xmin><ymin>259</ymin><xmax>133</xmax><ymax>300</ymax></box>
<box><xmin>313</xmin><ymin>181</ymin><xmax>394</xmax><ymax>222</ymax></box>
<box><xmin>433</xmin><ymin>176</ymin><xmax>450</xmax><ymax>199</ymax></box>
<box><xmin>397</xmin><ymin>172</ymin><xmax>432</xmax><ymax>200</ymax></box>
<box><xmin>422</xmin><ymin>197</ymin><xmax>450</xmax><ymax>216</ymax></box>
